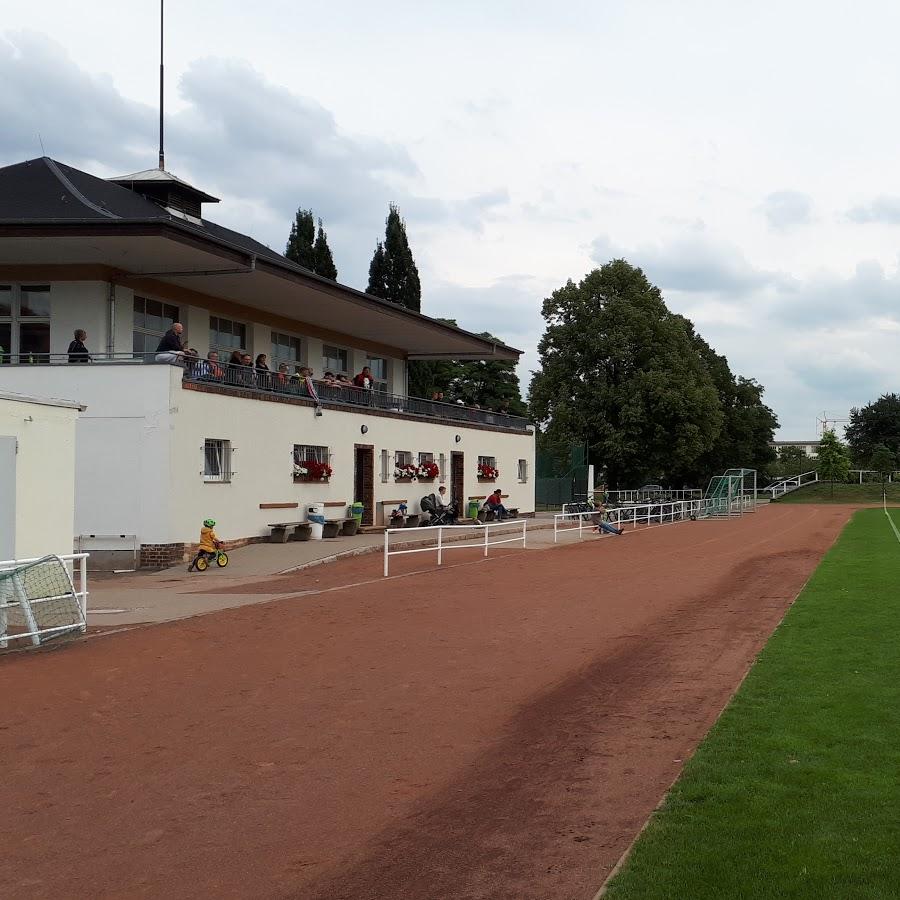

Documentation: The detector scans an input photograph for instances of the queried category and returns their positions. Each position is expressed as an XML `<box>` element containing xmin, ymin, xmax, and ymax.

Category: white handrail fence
<box><xmin>0</xmin><ymin>552</ymin><xmax>89</xmax><ymax>647</ymax></box>
<box><xmin>554</xmin><ymin>494</ymin><xmax>757</xmax><ymax>542</ymax></box>
<box><xmin>764</xmin><ymin>470</ymin><xmax>818</xmax><ymax>498</ymax></box>
<box><xmin>383</xmin><ymin>520</ymin><xmax>527</xmax><ymax>576</ymax></box>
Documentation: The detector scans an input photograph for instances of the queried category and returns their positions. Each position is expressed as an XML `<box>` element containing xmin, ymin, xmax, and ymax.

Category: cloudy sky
<box><xmin>5</xmin><ymin>0</ymin><xmax>900</xmax><ymax>436</ymax></box>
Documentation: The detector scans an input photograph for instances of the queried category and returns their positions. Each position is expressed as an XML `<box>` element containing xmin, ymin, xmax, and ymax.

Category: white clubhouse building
<box><xmin>0</xmin><ymin>157</ymin><xmax>534</xmax><ymax>566</ymax></box>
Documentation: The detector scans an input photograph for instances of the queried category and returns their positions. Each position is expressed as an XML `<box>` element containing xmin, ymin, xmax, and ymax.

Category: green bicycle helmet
<box><xmin>203</xmin><ymin>518</ymin><xmax>216</xmax><ymax>527</ymax></box>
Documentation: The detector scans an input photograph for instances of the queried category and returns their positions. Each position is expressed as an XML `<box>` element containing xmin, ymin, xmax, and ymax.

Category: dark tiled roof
<box><xmin>0</xmin><ymin>156</ymin><xmax>300</xmax><ymax>267</ymax></box>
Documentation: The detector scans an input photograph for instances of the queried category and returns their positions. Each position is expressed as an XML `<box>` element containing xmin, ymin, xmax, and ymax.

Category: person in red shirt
<box><xmin>353</xmin><ymin>366</ymin><xmax>373</xmax><ymax>389</ymax></box>
<box><xmin>485</xmin><ymin>489</ymin><xmax>509</xmax><ymax>520</ymax></box>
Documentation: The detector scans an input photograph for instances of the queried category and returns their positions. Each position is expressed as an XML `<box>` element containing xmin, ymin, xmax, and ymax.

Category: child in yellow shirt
<box><xmin>188</xmin><ymin>518</ymin><xmax>222</xmax><ymax>571</ymax></box>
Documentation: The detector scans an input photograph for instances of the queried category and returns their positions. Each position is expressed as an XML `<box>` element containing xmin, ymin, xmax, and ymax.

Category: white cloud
<box><xmin>761</xmin><ymin>191</ymin><xmax>813</xmax><ymax>229</ymax></box>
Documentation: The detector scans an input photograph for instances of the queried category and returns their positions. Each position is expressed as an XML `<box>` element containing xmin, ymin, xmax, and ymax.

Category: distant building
<box><xmin>770</xmin><ymin>440</ymin><xmax>821</xmax><ymax>459</ymax></box>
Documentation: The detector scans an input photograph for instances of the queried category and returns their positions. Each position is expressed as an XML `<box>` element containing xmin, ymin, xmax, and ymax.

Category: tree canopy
<box><xmin>816</xmin><ymin>430</ymin><xmax>850</xmax><ymax>497</ymax></box>
<box><xmin>869</xmin><ymin>443</ymin><xmax>896</xmax><ymax>481</ymax></box>
<box><xmin>528</xmin><ymin>260</ymin><xmax>778</xmax><ymax>487</ymax></box>
<box><xmin>846</xmin><ymin>393</ymin><xmax>900</xmax><ymax>464</ymax></box>
<box><xmin>286</xmin><ymin>208</ymin><xmax>338</xmax><ymax>279</ymax></box>
<box><xmin>366</xmin><ymin>204</ymin><xmax>421</xmax><ymax>311</ymax></box>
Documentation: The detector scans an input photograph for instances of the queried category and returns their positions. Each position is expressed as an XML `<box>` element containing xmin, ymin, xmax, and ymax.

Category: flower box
<box><xmin>394</xmin><ymin>463</ymin><xmax>419</xmax><ymax>481</ymax></box>
<box><xmin>417</xmin><ymin>461</ymin><xmax>440</xmax><ymax>480</ymax></box>
<box><xmin>294</xmin><ymin>460</ymin><xmax>333</xmax><ymax>482</ymax></box>
<box><xmin>477</xmin><ymin>463</ymin><xmax>499</xmax><ymax>480</ymax></box>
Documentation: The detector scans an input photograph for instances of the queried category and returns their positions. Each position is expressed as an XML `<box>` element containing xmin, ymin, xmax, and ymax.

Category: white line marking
<box><xmin>884</xmin><ymin>495</ymin><xmax>900</xmax><ymax>545</ymax></box>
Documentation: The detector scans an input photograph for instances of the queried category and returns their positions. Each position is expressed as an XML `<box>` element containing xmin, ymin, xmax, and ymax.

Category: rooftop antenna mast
<box><xmin>158</xmin><ymin>0</ymin><xmax>165</xmax><ymax>169</ymax></box>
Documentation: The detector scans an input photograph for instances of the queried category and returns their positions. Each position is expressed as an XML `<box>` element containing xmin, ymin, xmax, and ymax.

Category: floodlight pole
<box><xmin>158</xmin><ymin>0</ymin><xmax>165</xmax><ymax>169</ymax></box>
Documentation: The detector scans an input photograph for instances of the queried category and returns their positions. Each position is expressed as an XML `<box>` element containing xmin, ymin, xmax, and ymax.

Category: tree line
<box><xmin>284</xmin><ymin>206</ymin><xmax>780</xmax><ymax>487</ymax></box>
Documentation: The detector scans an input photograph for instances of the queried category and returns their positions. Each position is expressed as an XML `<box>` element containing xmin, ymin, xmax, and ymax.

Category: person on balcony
<box><xmin>353</xmin><ymin>366</ymin><xmax>374</xmax><ymax>389</ymax></box>
<box><xmin>67</xmin><ymin>329</ymin><xmax>91</xmax><ymax>363</ymax></box>
<box><xmin>276</xmin><ymin>362</ymin><xmax>290</xmax><ymax>388</ymax></box>
<box><xmin>196</xmin><ymin>350</ymin><xmax>223</xmax><ymax>381</ymax></box>
<box><xmin>155</xmin><ymin>323</ymin><xmax>185</xmax><ymax>364</ymax></box>
<box><xmin>255</xmin><ymin>353</ymin><xmax>271</xmax><ymax>389</ymax></box>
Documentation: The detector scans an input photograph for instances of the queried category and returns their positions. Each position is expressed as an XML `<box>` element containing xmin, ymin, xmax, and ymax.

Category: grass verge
<box><xmin>773</xmin><ymin>482</ymin><xmax>900</xmax><ymax>503</ymax></box>
<box><xmin>602</xmin><ymin>508</ymin><xmax>900</xmax><ymax>899</ymax></box>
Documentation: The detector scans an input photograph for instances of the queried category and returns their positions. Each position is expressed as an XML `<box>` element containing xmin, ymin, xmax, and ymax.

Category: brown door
<box><xmin>451</xmin><ymin>452</ymin><xmax>465</xmax><ymax>516</ymax></box>
<box><xmin>354</xmin><ymin>446</ymin><xmax>374</xmax><ymax>526</ymax></box>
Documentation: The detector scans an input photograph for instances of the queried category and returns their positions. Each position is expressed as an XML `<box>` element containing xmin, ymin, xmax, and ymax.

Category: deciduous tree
<box><xmin>846</xmin><ymin>393</ymin><xmax>900</xmax><ymax>464</ymax></box>
<box><xmin>528</xmin><ymin>260</ymin><xmax>724</xmax><ymax>487</ymax></box>
<box><xmin>817</xmin><ymin>429</ymin><xmax>850</xmax><ymax>498</ymax></box>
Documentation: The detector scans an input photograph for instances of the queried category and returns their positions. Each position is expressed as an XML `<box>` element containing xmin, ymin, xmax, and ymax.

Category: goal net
<box><xmin>0</xmin><ymin>555</ymin><xmax>86</xmax><ymax>647</ymax></box>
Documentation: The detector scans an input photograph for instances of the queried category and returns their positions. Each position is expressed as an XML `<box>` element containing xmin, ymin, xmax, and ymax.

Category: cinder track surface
<box><xmin>1</xmin><ymin>505</ymin><xmax>851</xmax><ymax>899</ymax></box>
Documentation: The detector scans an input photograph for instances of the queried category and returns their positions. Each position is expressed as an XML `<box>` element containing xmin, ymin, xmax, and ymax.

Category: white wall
<box><xmin>49</xmin><ymin>282</ymin><xmax>109</xmax><ymax>356</ymax></box>
<box><xmin>170</xmin><ymin>375</ymin><xmax>535</xmax><ymax>543</ymax></box>
<box><xmin>0</xmin><ymin>365</ymin><xmax>174</xmax><ymax>542</ymax></box>
<box><xmin>0</xmin><ymin>396</ymin><xmax>79</xmax><ymax>558</ymax></box>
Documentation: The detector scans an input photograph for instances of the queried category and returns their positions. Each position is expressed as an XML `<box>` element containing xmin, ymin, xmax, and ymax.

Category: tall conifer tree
<box><xmin>366</xmin><ymin>204</ymin><xmax>421</xmax><ymax>311</ymax></box>
<box><xmin>312</xmin><ymin>219</ymin><xmax>338</xmax><ymax>280</ymax></box>
<box><xmin>285</xmin><ymin>208</ymin><xmax>316</xmax><ymax>271</ymax></box>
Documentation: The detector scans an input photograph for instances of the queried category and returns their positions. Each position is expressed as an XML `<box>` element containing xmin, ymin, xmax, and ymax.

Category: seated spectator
<box><xmin>336</xmin><ymin>373</ymin><xmax>352</xmax><ymax>386</ymax></box>
<box><xmin>276</xmin><ymin>362</ymin><xmax>289</xmax><ymax>387</ymax></box>
<box><xmin>184</xmin><ymin>348</ymin><xmax>200</xmax><ymax>376</ymax></box>
<box><xmin>255</xmin><ymin>353</ymin><xmax>271</xmax><ymax>389</ymax></box>
<box><xmin>197</xmin><ymin>350</ymin><xmax>223</xmax><ymax>380</ymax></box>
<box><xmin>485</xmin><ymin>488</ymin><xmax>509</xmax><ymax>520</ymax></box>
<box><xmin>353</xmin><ymin>366</ymin><xmax>373</xmax><ymax>389</ymax></box>
<box><xmin>155</xmin><ymin>323</ymin><xmax>185</xmax><ymax>364</ymax></box>
<box><xmin>591</xmin><ymin>503</ymin><xmax>625</xmax><ymax>536</ymax></box>
<box><xmin>431</xmin><ymin>391</ymin><xmax>445</xmax><ymax>402</ymax></box>
<box><xmin>322</xmin><ymin>371</ymin><xmax>337</xmax><ymax>385</ymax></box>
<box><xmin>67</xmin><ymin>329</ymin><xmax>92</xmax><ymax>364</ymax></box>
<box><xmin>437</xmin><ymin>485</ymin><xmax>458</xmax><ymax>524</ymax></box>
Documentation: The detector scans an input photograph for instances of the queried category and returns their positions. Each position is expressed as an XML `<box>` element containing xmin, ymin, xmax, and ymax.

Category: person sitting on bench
<box><xmin>485</xmin><ymin>489</ymin><xmax>509</xmax><ymax>520</ymax></box>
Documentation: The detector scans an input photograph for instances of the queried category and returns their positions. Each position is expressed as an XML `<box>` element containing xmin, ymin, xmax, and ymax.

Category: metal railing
<box><xmin>0</xmin><ymin>553</ymin><xmax>89</xmax><ymax>647</ymax></box>
<box><xmin>764</xmin><ymin>470</ymin><xmax>818</xmax><ymax>498</ymax></box>
<box><xmin>553</xmin><ymin>494</ymin><xmax>758</xmax><ymax>541</ymax></box>
<box><xmin>597</xmin><ymin>488</ymin><xmax>703</xmax><ymax>503</ymax></box>
<box><xmin>383</xmin><ymin>520</ymin><xmax>528</xmax><ymax>576</ymax></box>
<box><xmin>0</xmin><ymin>352</ymin><xmax>531</xmax><ymax>432</ymax></box>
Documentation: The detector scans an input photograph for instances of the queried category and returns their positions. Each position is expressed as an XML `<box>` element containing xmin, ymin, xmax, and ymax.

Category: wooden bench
<box><xmin>378</xmin><ymin>499</ymin><xmax>408</xmax><ymax>527</ymax></box>
<box><xmin>468</xmin><ymin>494</ymin><xmax>518</xmax><ymax>523</ymax></box>
<box><xmin>267</xmin><ymin>521</ymin><xmax>305</xmax><ymax>543</ymax></box>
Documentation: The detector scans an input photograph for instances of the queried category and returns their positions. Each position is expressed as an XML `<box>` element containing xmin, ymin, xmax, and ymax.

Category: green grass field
<box><xmin>603</xmin><ymin>508</ymin><xmax>900</xmax><ymax>899</ymax></box>
<box><xmin>773</xmin><ymin>481</ymin><xmax>900</xmax><ymax>503</ymax></box>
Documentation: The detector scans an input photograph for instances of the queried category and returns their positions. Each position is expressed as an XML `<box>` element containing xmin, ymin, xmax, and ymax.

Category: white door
<box><xmin>0</xmin><ymin>436</ymin><xmax>16</xmax><ymax>559</ymax></box>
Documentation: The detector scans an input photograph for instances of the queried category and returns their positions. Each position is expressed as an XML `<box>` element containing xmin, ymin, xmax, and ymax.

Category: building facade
<box><xmin>0</xmin><ymin>391</ymin><xmax>82</xmax><ymax>560</ymax></box>
<box><xmin>0</xmin><ymin>158</ymin><xmax>534</xmax><ymax>565</ymax></box>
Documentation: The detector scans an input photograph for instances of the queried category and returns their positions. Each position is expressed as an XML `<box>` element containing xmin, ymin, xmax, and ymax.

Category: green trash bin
<box><xmin>467</xmin><ymin>499</ymin><xmax>480</xmax><ymax>520</ymax></box>
<box><xmin>351</xmin><ymin>501</ymin><xmax>364</xmax><ymax>526</ymax></box>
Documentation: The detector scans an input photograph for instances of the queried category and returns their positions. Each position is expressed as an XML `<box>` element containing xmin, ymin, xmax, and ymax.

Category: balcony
<box><xmin>0</xmin><ymin>353</ymin><xmax>532</xmax><ymax>433</ymax></box>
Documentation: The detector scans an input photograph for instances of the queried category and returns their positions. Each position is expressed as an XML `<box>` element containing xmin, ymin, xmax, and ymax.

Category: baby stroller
<box><xmin>420</xmin><ymin>493</ymin><xmax>457</xmax><ymax>526</ymax></box>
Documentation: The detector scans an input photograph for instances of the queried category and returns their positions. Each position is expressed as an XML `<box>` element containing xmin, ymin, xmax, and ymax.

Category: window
<box><xmin>418</xmin><ymin>451</ymin><xmax>434</xmax><ymax>466</ymax></box>
<box><xmin>381</xmin><ymin>449</ymin><xmax>391</xmax><ymax>483</ymax></box>
<box><xmin>210</xmin><ymin>316</ymin><xmax>247</xmax><ymax>353</ymax></box>
<box><xmin>395</xmin><ymin>450</ymin><xmax>413</xmax><ymax>467</ymax></box>
<box><xmin>366</xmin><ymin>356</ymin><xmax>388</xmax><ymax>392</ymax></box>
<box><xmin>203</xmin><ymin>439</ymin><xmax>232</xmax><ymax>483</ymax></box>
<box><xmin>517</xmin><ymin>459</ymin><xmax>528</xmax><ymax>482</ymax></box>
<box><xmin>322</xmin><ymin>344</ymin><xmax>349</xmax><ymax>375</ymax></box>
<box><xmin>272</xmin><ymin>331</ymin><xmax>302</xmax><ymax>367</ymax></box>
<box><xmin>0</xmin><ymin>285</ymin><xmax>50</xmax><ymax>363</ymax></box>
<box><xmin>478</xmin><ymin>455</ymin><xmax>498</xmax><ymax>480</ymax></box>
<box><xmin>293</xmin><ymin>444</ymin><xmax>329</xmax><ymax>464</ymax></box>
<box><xmin>133</xmin><ymin>296</ymin><xmax>179</xmax><ymax>357</ymax></box>
<box><xmin>478</xmin><ymin>455</ymin><xmax>497</xmax><ymax>469</ymax></box>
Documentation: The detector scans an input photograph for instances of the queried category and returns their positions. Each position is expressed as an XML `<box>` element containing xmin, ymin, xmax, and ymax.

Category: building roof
<box><xmin>0</xmin><ymin>157</ymin><xmax>521</xmax><ymax>360</ymax></box>
<box><xmin>109</xmin><ymin>168</ymin><xmax>220</xmax><ymax>204</ymax></box>
<box><xmin>0</xmin><ymin>389</ymin><xmax>85</xmax><ymax>411</ymax></box>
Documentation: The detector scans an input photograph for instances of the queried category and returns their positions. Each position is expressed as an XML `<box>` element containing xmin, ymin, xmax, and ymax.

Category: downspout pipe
<box><xmin>107</xmin><ymin>282</ymin><xmax>116</xmax><ymax>355</ymax></box>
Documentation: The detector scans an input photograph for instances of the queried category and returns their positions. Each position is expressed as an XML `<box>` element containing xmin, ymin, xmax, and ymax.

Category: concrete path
<box><xmin>87</xmin><ymin>519</ymin><xmax>562</xmax><ymax>628</ymax></box>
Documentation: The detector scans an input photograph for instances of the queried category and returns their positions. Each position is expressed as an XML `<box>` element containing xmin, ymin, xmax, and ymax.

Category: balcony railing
<box><xmin>0</xmin><ymin>352</ymin><xmax>532</xmax><ymax>432</ymax></box>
